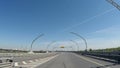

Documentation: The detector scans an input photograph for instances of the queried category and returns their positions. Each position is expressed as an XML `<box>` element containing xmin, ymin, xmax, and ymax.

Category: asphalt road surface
<box><xmin>36</xmin><ymin>52</ymin><xmax>120</xmax><ymax>68</ymax></box>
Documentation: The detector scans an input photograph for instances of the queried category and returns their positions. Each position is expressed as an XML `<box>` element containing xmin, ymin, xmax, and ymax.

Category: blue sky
<box><xmin>0</xmin><ymin>0</ymin><xmax>120</xmax><ymax>50</ymax></box>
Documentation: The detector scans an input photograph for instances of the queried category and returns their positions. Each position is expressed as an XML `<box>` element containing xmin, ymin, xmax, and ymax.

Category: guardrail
<box><xmin>87</xmin><ymin>52</ymin><xmax>120</xmax><ymax>61</ymax></box>
<box><xmin>75</xmin><ymin>51</ymin><xmax>120</xmax><ymax>62</ymax></box>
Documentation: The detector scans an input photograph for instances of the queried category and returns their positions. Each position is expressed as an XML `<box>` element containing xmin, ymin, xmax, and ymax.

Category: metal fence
<box><xmin>75</xmin><ymin>51</ymin><xmax>120</xmax><ymax>62</ymax></box>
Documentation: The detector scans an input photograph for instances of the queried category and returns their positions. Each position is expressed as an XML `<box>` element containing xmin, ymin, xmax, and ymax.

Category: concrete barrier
<box><xmin>0</xmin><ymin>57</ymin><xmax>13</xmax><ymax>68</ymax></box>
<box><xmin>0</xmin><ymin>62</ymin><xmax>12</xmax><ymax>68</ymax></box>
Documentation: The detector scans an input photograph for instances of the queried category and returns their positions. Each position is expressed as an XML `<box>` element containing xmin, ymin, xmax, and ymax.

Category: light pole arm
<box><xmin>30</xmin><ymin>34</ymin><xmax>44</xmax><ymax>52</ymax></box>
<box><xmin>70</xmin><ymin>32</ymin><xmax>87</xmax><ymax>51</ymax></box>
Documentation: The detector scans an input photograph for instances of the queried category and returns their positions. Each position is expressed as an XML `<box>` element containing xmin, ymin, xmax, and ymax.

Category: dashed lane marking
<box><xmin>31</xmin><ymin>55</ymin><xmax>59</xmax><ymax>68</ymax></box>
<box><xmin>29</xmin><ymin>60</ymin><xmax>33</xmax><ymax>63</ymax></box>
<box><xmin>14</xmin><ymin>62</ymin><xmax>18</xmax><ymax>66</ymax></box>
<box><xmin>22</xmin><ymin>61</ymin><xmax>27</xmax><ymax>64</ymax></box>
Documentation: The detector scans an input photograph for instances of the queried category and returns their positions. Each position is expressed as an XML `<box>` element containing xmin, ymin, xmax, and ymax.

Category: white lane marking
<box><xmin>30</xmin><ymin>55</ymin><xmax>59</xmax><ymax>68</ymax></box>
<box><xmin>75</xmin><ymin>54</ymin><xmax>112</xmax><ymax>68</ymax></box>
<box><xmin>29</xmin><ymin>60</ymin><xmax>33</xmax><ymax>63</ymax></box>
<box><xmin>75</xmin><ymin>54</ymin><xmax>104</xmax><ymax>66</ymax></box>
<box><xmin>14</xmin><ymin>62</ymin><xmax>19</xmax><ymax>66</ymax></box>
<box><xmin>22</xmin><ymin>61</ymin><xmax>27</xmax><ymax>64</ymax></box>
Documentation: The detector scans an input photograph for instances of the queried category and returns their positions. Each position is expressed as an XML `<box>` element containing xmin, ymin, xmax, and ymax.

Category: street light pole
<box><xmin>29</xmin><ymin>33</ymin><xmax>44</xmax><ymax>53</ymax></box>
<box><xmin>106</xmin><ymin>0</ymin><xmax>120</xmax><ymax>11</ymax></box>
<box><xmin>46</xmin><ymin>41</ymin><xmax>56</xmax><ymax>53</ymax></box>
<box><xmin>70</xmin><ymin>40</ymin><xmax>79</xmax><ymax>51</ymax></box>
<box><xmin>70</xmin><ymin>32</ymin><xmax>87</xmax><ymax>51</ymax></box>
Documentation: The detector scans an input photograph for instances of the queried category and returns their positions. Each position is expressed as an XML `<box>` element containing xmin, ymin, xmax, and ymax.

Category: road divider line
<box><xmin>31</xmin><ymin>55</ymin><xmax>59</xmax><ymax>68</ymax></box>
<box><xmin>22</xmin><ymin>61</ymin><xmax>27</xmax><ymax>64</ymax></box>
<box><xmin>75</xmin><ymin>54</ymin><xmax>104</xmax><ymax>66</ymax></box>
<box><xmin>14</xmin><ymin>62</ymin><xmax>18</xmax><ymax>66</ymax></box>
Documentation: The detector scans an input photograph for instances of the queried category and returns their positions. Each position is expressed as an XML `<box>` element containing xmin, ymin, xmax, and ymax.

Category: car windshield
<box><xmin>0</xmin><ymin>0</ymin><xmax>120</xmax><ymax>68</ymax></box>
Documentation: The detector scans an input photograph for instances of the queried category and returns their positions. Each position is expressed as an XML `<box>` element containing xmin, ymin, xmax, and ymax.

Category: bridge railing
<box><xmin>75</xmin><ymin>51</ymin><xmax>120</xmax><ymax>62</ymax></box>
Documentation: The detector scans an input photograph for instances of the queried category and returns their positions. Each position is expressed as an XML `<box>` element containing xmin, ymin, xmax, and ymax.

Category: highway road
<box><xmin>36</xmin><ymin>52</ymin><xmax>120</xmax><ymax>68</ymax></box>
